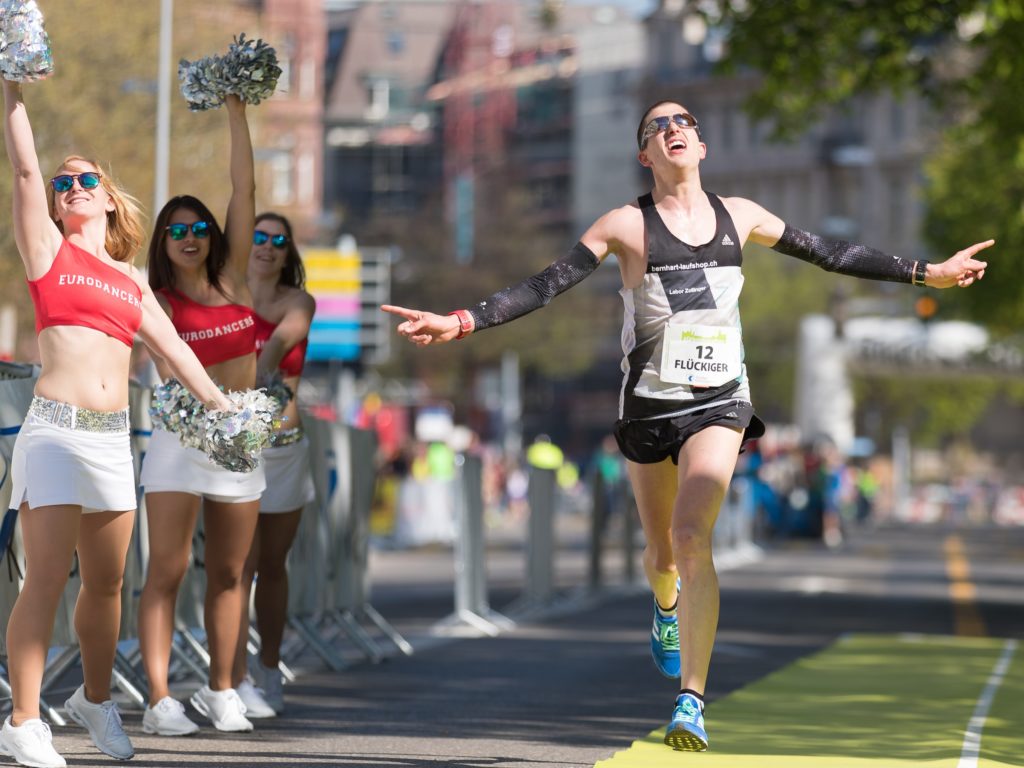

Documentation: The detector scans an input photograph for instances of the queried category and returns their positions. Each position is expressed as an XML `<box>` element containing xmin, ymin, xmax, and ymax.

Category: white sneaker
<box><xmin>0</xmin><ymin>716</ymin><xmax>67</xmax><ymax>768</ymax></box>
<box><xmin>236</xmin><ymin>677</ymin><xmax>276</xmax><ymax>719</ymax></box>
<box><xmin>142</xmin><ymin>696</ymin><xmax>200</xmax><ymax>736</ymax></box>
<box><xmin>257</xmin><ymin>662</ymin><xmax>284</xmax><ymax>714</ymax></box>
<box><xmin>63</xmin><ymin>685</ymin><xmax>134</xmax><ymax>760</ymax></box>
<box><xmin>189</xmin><ymin>686</ymin><xmax>253</xmax><ymax>732</ymax></box>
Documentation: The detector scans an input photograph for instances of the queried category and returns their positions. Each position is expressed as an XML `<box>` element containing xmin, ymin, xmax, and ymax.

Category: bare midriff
<box><xmin>34</xmin><ymin>326</ymin><xmax>133</xmax><ymax>411</ymax></box>
<box><xmin>203</xmin><ymin>352</ymin><xmax>257</xmax><ymax>394</ymax></box>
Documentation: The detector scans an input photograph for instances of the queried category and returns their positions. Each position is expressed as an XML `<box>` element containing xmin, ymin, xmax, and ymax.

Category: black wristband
<box><xmin>913</xmin><ymin>260</ymin><xmax>929</xmax><ymax>286</ymax></box>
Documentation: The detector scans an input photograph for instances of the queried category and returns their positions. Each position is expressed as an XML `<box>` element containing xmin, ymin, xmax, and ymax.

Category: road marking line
<box><xmin>944</xmin><ymin>534</ymin><xmax>986</xmax><ymax>637</ymax></box>
<box><xmin>957</xmin><ymin>639</ymin><xmax>1018</xmax><ymax>768</ymax></box>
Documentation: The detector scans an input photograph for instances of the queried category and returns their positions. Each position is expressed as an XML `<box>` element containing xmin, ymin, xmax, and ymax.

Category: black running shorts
<box><xmin>613</xmin><ymin>400</ymin><xmax>765</xmax><ymax>465</ymax></box>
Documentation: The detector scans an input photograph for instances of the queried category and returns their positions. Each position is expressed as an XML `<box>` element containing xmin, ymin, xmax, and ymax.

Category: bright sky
<box><xmin>570</xmin><ymin>0</ymin><xmax>657</xmax><ymax>14</ymax></box>
<box><xmin>324</xmin><ymin>0</ymin><xmax>660</xmax><ymax>16</ymax></box>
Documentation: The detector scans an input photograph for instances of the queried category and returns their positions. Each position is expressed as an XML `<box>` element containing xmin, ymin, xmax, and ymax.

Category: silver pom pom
<box><xmin>150</xmin><ymin>379</ymin><xmax>278</xmax><ymax>473</ymax></box>
<box><xmin>177</xmin><ymin>32</ymin><xmax>281</xmax><ymax>111</ymax></box>
<box><xmin>218</xmin><ymin>33</ymin><xmax>282</xmax><ymax>105</ymax></box>
<box><xmin>177</xmin><ymin>54</ymin><xmax>224</xmax><ymax>112</ymax></box>
<box><xmin>0</xmin><ymin>0</ymin><xmax>54</xmax><ymax>83</ymax></box>
<box><xmin>203</xmin><ymin>388</ymin><xmax>279</xmax><ymax>473</ymax></box>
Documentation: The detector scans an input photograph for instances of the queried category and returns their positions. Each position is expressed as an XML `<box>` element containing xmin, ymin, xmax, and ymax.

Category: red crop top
<box><xmin>158</xmin><ymin>289</ymin><xmax>256</xmax><ymax>367</ymax></box>
<box><xmin>28</xmin><ymin>239</ymin><xmax>143</xmax><ymax>347</ymax></box>
<box><xmin>254</xmin><ymin>313</ymin><xmax>307</xmax><ymax>378</ymax></box>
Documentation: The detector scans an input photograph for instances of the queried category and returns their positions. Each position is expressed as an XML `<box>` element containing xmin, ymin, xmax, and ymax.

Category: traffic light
<box><xmin>914</xmin><ymin>295</ymin><xmax>938</xmax><ymax>323</ymax></box>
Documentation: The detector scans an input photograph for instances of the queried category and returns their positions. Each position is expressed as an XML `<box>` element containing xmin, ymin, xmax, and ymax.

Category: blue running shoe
<box><xmin>650</xmin><ymin>600</ymin><xmax>680</xmax><ymax>678</ymax></box>
<box><xmin>664</xmin><ymin>692</ymin><xmax>708</xmax><ymax>751</ymax></box>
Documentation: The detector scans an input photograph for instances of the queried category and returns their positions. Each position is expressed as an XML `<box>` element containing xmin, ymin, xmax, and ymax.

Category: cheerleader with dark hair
<box><xmin>137</xmin><ymin>94</ymin><xmax>270</xmax><ymax>735</ymax></box>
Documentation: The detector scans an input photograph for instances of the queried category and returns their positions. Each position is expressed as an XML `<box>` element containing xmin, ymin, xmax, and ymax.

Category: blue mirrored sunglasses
<box><xmin>50</xmin><ymin>172</ymin><xmax>102</xmax><ymax>193</ymax></box>
<box><xmin>165</xmin><ymin>221</ymin><xmax>211</xmax><ymax>240</ymax></box>
<box><xmin>253</xmin><ymin>230</ymin><xmax>289</xmax><ymax>249</ymax></box>
<box><xmin>639</xmin><ymin>113</ymin><xmax>700</xmax><ymax>149</ymax></box>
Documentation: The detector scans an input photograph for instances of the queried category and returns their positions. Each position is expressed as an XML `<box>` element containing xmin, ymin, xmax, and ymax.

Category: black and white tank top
<box><xmin>618</xmin><ymin>192</ymin><xmax>750</xmax><ymax>420</ymax></box>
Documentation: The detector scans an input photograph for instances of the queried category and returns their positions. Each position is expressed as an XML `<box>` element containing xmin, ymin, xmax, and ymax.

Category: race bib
<box><xmin>659</xmin><ymin>324</ymin><xmax>742</xmax><ymax>387</ymax></box>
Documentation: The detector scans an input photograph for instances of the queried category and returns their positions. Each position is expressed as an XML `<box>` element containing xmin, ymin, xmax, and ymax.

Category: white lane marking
<box><xmin>780</xmin><ymin>575</ymin><xmax>851</xmax><ymax>594</ymax></box>
<box><xmin>957</xmin><ymin>638</ymin><xmax>1018</xmax><ymax>768</ymax></box>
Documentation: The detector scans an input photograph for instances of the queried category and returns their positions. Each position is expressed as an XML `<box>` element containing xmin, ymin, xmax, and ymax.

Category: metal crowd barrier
<box><xmin>432</xmin><ymin>448</ymin><xmax>758</xmax><ymax>628</ymax></box>
<box><xmin>0</xmin><ymin>365</ymin><xmax>408</xmax><ymax>720</ymax></box>
<box><xmin>1</xmin><ymin>357</ymin><xmax>760</xmax><ymax>719</ymax></box>
<box><xmin>434</xmin><ymin>454</ymin><xmax>514</xmax><ymax>636</ymax></box>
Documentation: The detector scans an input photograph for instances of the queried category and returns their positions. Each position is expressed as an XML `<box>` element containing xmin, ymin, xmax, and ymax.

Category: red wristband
<box><xmin>448</xmin><ymin>309</ymin><xmax>473</xmax><ymax>340</ymax></box>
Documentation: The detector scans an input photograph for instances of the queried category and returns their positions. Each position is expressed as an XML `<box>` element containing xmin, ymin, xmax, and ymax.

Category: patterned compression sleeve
<box><xmin>467</xmin><ymin>242</ymin><xmax>600</xmax><ymax>331</ymax></box>
<box><xmin>772</xmin><ymin>225</ymin><xmax>915</xmax><ymax>284</ymax></box>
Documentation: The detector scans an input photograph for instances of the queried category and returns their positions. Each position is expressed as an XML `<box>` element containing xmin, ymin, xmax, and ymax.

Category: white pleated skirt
<box><xmin>140</xmin><ymin>427</ymin><xmax>266</xmax><ymax>503</ymax></box>
<box><xmin>259</xmin><ymin>436</ymin><xmax>315</xmax><ymax>514</ymax></box>
<box><xmin>10</xmin><ymin>415</ymin><xmax>136</xmax><ymax>513</ymax></box>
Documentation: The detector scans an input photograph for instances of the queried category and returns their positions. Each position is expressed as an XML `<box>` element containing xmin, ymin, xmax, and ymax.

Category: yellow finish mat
<box><xmin>595</xmin><ymin>634</ymin><xmax>1022</xmax><ymax>767</ymax></box>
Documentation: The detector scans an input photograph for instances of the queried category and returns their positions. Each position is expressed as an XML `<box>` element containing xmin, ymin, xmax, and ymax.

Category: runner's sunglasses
<box><xmin>639</xmin><ymin>113</ymin><xmax>700</xmax><ymax>149</ymax></box>
<box><xmin>253</xmin><ymin>230</ymin><xmax>289</xmax><ymax>249</ymax></box>
<box><xmin>165</xmin><ymin>221</ymin><xmax>211</xmax><ymax>240</ymax></box>
<box><xmin>50</xmin><ymin>172</ymin><xmax>102</xmax><ymax>193</ymax></box>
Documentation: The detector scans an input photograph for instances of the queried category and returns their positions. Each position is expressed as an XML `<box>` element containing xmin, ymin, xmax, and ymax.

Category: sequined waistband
<box><xmin>29</xmin><ymin>397</ymin><xmax>130</xmax><ymax>434</ymax></box>
<box><xmin>269</xmin><ymin>426</ymin><xmax>304</xmax><ymax>447</ymax></box>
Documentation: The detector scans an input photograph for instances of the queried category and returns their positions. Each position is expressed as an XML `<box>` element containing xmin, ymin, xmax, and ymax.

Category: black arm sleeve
<box><xmin>771</xmin><ymin>225</ymin><xmax>915</xmax><ymax>284</ymax></box>
<box><xmin>467</xmin><ymin>242</ymin><xmax>600</xmax><ymax>332</ymax></box>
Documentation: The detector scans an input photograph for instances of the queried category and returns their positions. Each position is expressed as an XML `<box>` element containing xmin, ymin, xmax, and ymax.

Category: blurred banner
<box><xmin>305</xmin><ymin>245</ymin><xmax>362</xmax><ymax>362</ymax></box>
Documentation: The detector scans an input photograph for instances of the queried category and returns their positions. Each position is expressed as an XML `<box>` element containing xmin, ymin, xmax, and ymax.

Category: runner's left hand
<box><xmin>927</xmin><ymin>240</ymin><xmax>993</xmax><ymax>288</ymax></box>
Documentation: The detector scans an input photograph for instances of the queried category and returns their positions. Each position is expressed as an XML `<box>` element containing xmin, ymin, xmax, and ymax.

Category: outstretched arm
<box><xmin>383</xmin><ymin>211</ymin><xmax>620</xmax><ymax>345</ymax></box>
<box><xmin>383</xmin><ymin>243</ymin><xmax>599</xmax><ymax>345</ymax></box>
<box><xmin>222</xmin><ymin>95</ymin><xmax>256</xmax><ymax>282</ymax></box>
<box><xmin>2</xmin><ymin>80</ymin><xmax>62</xmax><ymax>275</ymax></box>
<box><xmin>739</xmin><ymin>198</ymin><xmax>991</xmax><ymax>288</ymax></box>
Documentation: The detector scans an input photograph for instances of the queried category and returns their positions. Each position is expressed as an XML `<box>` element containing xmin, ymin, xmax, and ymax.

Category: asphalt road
<box><xmin>20</xmin><ymin>521</ymin><xmax>1024</xmax><ymax>767</ymax></box>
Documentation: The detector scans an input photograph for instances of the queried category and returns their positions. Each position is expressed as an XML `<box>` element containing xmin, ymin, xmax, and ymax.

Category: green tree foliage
<box><xmin>0</xmin><ymin>1</ymin><xmax>262</xmax><ymax>351</ymax></box>
<box><xmin>704</xmin><ymin>0</ymin><xmax>1024</xmax><ymax>331</ymax></box>
<box><xmin>852</xmin><ymin>375</ymin><xmax>1000</xmax><ymax>448</ymax></box>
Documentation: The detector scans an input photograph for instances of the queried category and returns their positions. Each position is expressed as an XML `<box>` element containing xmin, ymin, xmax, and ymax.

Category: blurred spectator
<box><xmin>394</xmin><ymin>440</ymin><xmax>456</xmax><ymax>546</ymax></box>
<box><xmin>506</xmin><ymin>460</ymin><xmax>529</xmax><ymax>520</ymax></box>
<box><xmin>739</xmin><ymin>442</ymin><xmax>784</xmax><ymax>538</ymax></box>
<box><xmin>854</xmin><ymin>463</ymin><xmax>879</xmax><ymax>523</ymax></box>
<box><xmin>592</xmin><ymin>434</ymin><xmax>627</xmax><ymax>531</ymax></box>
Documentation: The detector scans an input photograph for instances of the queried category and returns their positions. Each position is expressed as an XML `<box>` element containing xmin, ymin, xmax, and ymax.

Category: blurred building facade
<box><xmin>323</xmin><ymin>1</ymin><xmax>456</xmax><ymax>228</ymax></box>
<box><xmin>321</xmin><ymin>1</ymin><xmax>641</xmax><ymax>245</ymax></box>
<box><xmin>319</xmin><ymin>1</ymin><xmax>931</xmax><ymax>262</ymax></box>
<box><xmin>251</xmin><ymin>0</ymin><xmax>327</xmax><ymax>241</ymax></box>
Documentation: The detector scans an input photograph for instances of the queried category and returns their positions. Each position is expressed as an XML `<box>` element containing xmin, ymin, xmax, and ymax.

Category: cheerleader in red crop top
<box><xmin>136</xmin><ymin>96</ymin><xmax>272</xmax><ymax>732</ymax></box>
<box><xmin>229</xmin><ymin>212</ymin><xmax>316</xmax><ymax>714</ymax></box>
<box><xmin>1</xmin><ymin>79</ymin><xmax>233</xmax><ymax>765</ymax></box>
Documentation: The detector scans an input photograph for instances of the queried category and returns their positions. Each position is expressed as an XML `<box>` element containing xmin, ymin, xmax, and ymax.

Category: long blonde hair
<box><xmin>46</xmin><ymin>155</ymin><xmax>146</xmax><ymax>263</ymax></box>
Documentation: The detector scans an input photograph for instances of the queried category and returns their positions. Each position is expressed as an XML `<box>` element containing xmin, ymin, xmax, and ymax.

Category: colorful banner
<box><xmin>305</xmin><ymin>248</ymin><xmax>362</xmax><ymax>361</ymax></box>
